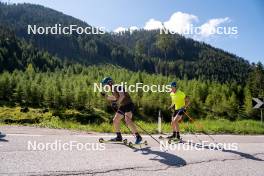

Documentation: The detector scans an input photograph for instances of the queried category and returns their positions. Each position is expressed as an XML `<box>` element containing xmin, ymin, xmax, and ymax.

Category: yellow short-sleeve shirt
<box><xmin>170</xmin><ymin>90</ymin><xmax>186</xmax><ymax>110</ymax></box>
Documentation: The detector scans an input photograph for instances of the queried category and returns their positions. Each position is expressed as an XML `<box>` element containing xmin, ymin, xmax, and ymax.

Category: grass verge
<box><xmin>0</xmin><ymin>106</ymin><xmax>264</xmax><ymax>134</ymax></box>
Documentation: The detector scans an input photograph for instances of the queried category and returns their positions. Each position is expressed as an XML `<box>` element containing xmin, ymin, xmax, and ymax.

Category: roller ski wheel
<box><xmin>170</xmin><ymin>138</ymin><xmax>184</xmax><ymax>144</ymax></box>
<box><xmin>159</xmin><ymin>136</ymin><xmax>164</xmax><ymax>139</ymax></box>
<box><xmin>98</xmin><ymin>138</ymin><xmax>126</xmax><ymax>144</ymax></box>
<box><xmin>143</xmin><ymin>140</ymin><xmax>148</xmax><ymax>146</ymax></box>
<box><xmin>127</xmin><ymin>140</ymin><xmax>148</xmax><ymax>147</ymax></box>
<box><xmin>159</xmin><ymin>136</ymin><xmax>184</xmax><ymax>144</ymax></box>
<box><xmin>128</xmin><ymin>142</ymin><xmax>133</xmax><ymax>147</ymax></box>
<box><xmin>99</xmin><ymin>138</ymin><xmax>104</xmax><ymax>143</ymax></box>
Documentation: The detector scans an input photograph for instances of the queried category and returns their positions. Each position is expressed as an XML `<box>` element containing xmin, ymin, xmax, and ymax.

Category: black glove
<box><xmin>100</xmin><ymin>92</ymin><xmax>106</xmax><ymax>97</ymax></box>
<box><xmin>111</xmin><ymin>101</ymin><xmax>118</xmax><ymax>111</ymax></box>
<box><xmin>168</xmin><ymin>104</ymin><xmax>175</xmax><ymax>110</ymax></box>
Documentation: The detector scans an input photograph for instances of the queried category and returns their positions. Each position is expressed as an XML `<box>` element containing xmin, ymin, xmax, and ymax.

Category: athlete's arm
<box><xmin>100</xmin><ymin>91</ymin><xmax>117</xmax><ymax>101</ymax></box>
<box><xmin>168</xmin><ymin>103</ymin><xmax>175</xmax><ymax>110</ymax></box>
<box><xmin>117</xmin><ymin>92</ymin><xmax>125</xmax><ymax>104</ymax></box>
<box><xmin>168</xmin><ymin>94</ymin><xmax>175</xmax><ymax>110</ymax></box>
<box><xmin>106</xmin><ymin>95</ymin><xmax>117</xmax><ymax>101</ymax></box>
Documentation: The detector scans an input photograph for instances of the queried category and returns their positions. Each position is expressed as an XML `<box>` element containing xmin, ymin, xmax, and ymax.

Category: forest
<box><xmin>0</xmin><ymin>63</ymin><xmax>263</xmax><ymax>122</ymax></box>
<box><xmin>0</xmin><ymin>2</ymin><xmax>264</xmax><ymax>129</ymax></box>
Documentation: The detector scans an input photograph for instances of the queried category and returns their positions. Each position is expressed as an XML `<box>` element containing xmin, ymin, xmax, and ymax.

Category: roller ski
<box><xmin>127</xmin><ymin>136</ymin><xmax>148</xmax><ymax>148</ymax></box>
<box><xmin>99</xmin><ymin>137</ymin><xmax>128</xmax><ymax>144</ymax></box>
<box><xmin>159</xmin><ymin>135</ymin><xmax>185</xmax><ymax>144</ymax></box>
<box><xmin>126</xmin><ymin>135</ymin><xmax>148</xmax><ymax>148</ymax></box>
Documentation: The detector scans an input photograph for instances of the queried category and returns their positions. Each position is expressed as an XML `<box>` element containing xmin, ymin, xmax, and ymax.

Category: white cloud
<box><xmin>114</xmin><ymin>26</ymin><xmax>127</xmax><ymax>33</ymax></box>
<box><xmin>199</xmin><ymin>17</ymin><xmax>230</xmax><ymax>37</ymax></box>
<box><xmin>114</xmin><ymin>12</ymin><xmax>233</xmax><ymax>40</ymax></box>
<box><xmin>144</xmin><ymin>18</ymin><xmax>163</xmax><ymax>30</ymax></box>
<box><xmin>129</xmin><ymin>26</ymin><xmax>138</xmax><ymax>31</ymax></box>
<box><xmin>129</xmin><ymin>26</ymin><xmax>139</xmax><ymax>32</ymax></box>
<box><xmin>113</xmin><ymin>26</ymin><xmax>139</xmax><ymax>34</ymax></box>
<box><xmin>143</xmin><ymin>12</ymin><xmax>198</xmax><ymax>33</ymax></box>
<box><xmin>163</xmin><ymin>12</ymin><xmax>198</xmax><ymax>34</ymax></box>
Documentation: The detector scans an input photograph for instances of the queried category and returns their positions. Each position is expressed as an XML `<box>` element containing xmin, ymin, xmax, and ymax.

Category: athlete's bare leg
<box><xmin>171</xmin><ymin>115</ymin><xmax>182</xmax><ymax>132</ymax></box>
<box><xmin>124</xmin><ymin>111</ymin><xmax>138</xmax><ymax>134</ymax></box>
<box><xmin>113</xmin><ymin>113</ymin><xmax>123</xmax><ymax>132</ymax></box>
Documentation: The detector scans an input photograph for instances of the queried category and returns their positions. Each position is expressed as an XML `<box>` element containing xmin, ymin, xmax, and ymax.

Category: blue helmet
<box><xmin>101</xmin><ymin>77</ymin><xmax>113</xmax><ymax>85</ymax></box>
<box><xmin>170</xmin><ymin>81</ymin><xmax>177</xmax><ymax>87</ymax></box>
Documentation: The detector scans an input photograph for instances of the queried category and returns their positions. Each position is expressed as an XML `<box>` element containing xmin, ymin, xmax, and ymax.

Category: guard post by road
<box><xmin>158</xmin><ymin>110</ymin><xmax>162</xmax><ymax>134</ymax></box>
<box><xmin>252</xmin><ymin>98</ymin><xmax>264</xmax><ymax>123</ymax></box>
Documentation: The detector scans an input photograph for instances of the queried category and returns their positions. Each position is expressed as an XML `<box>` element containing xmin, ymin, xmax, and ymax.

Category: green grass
<box><xmin>0</xmin><ymin>106</ymin><xmax>264</xmax><ymax>134</ymax></box>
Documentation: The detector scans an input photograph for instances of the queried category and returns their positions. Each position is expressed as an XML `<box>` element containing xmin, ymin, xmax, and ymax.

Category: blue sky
<box><xmin>3</xmin><ymin>0</ymin><xmax>264</xmax><ymax>64</ymax></box>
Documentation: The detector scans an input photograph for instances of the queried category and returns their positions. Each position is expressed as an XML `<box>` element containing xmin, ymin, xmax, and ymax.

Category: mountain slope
<box><xmin>0</xmin><ymin>26</ymin><xmax>62</xmax><ymax>72</ymax></box>
<box><xmin>0</xmin><ymin>2</ymin><xmax>251</xmax><ymax>83</ymax></box>
<box><xmin>112</xmin><ymin>30</ymin><xmax>250</xmax><ymax>82</ymax></box>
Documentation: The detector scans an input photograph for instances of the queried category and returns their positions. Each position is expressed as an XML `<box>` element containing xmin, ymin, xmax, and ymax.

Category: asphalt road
<box><xmin>0</xmin><ymin>126</ymin><xmax>264</xmax><ymax>176</ymax></box>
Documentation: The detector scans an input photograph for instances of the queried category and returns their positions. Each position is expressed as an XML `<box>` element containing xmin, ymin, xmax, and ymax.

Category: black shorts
<box><xmin>117</xmin><ymin>103</ymin><xmax>135</xmax><ymax>115</ymax></box>
<box><xmin>172</xmin><ymin>109</ymin><xmax>186</xmax><ymax>117</ymax></box>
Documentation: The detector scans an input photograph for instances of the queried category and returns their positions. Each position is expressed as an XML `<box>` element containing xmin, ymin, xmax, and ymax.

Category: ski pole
<box><xmin>117</xmin><ymin>110</ymin><xmax>161</xmax><ymax>145</ymax></box>
<box><xmin>121</xmin><ymin>119</ymin><xmax>136</xmax><ymax>138</ymax></box>
<box><xmin>110</xmin><ymin>102</ymin><xmax>137</xmax><ymax>138</ymax></box>
<box><xmin>133</xmin><ymin>121</ymin><xmax>161</xmax><ymax>145</ymax></box>
<box><xmin>100</xmin><ymin>92</ymin><xmax>137</xmax><ymax>138</ymax></box>
<box><xmin>183</xmin><ymin>111</ymin><xmax>219</xmax><ymax>145</ymax></box>
<box><xmin>180</xmin><ymin>119</ymin><xmax>203</xmax><ymax>143</ymax></box>
<box><xmin>114</xmin><ymin>108</ymin><xmax>170</xmax><ymax>152</ymax></box>
<box><xmin>171</xmin><ymin>108</ymin><xmax>203</xmax><ymax>144</ymax></box>
<box><xmin>100</xmin><ymin>92</ymin><xmax>161</xmax><ymax>145</ymax></box>
<box><xmin>115</xmin><ymin>108</ymin><xmax>170</xmax><ymax>153</ymax></box>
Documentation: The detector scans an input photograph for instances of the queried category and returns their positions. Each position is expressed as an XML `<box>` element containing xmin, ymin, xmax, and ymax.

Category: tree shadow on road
<box><xmin>133</xmin><ymin>147</ymin><xmax>187</xmax><ymax>167</ymax></box>
<box><xmin>188</xmin><ymin>141</ymin><xmax>264</xmax><ymax>161</ymax></box>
